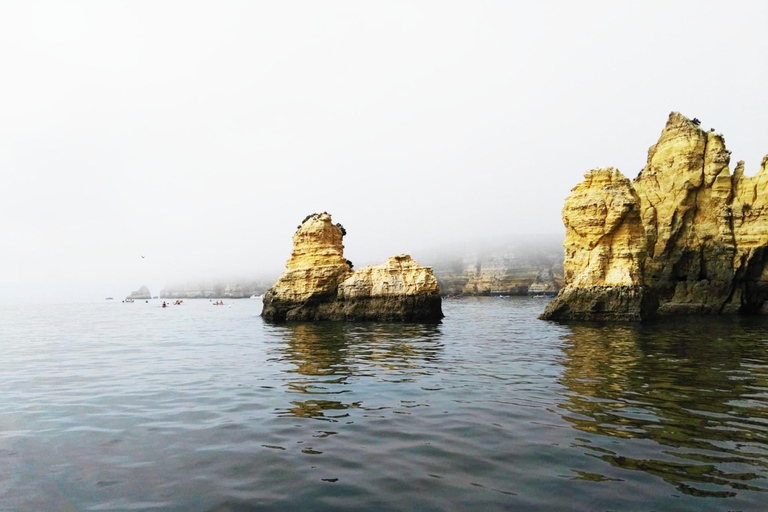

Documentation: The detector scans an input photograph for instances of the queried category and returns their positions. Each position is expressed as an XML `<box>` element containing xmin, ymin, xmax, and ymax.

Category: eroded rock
<box><xmin>541</xmin><ymin>112</ymin><xmax>768</xmax><ymax>321</ymax></box>
<box><xmin>262</xmin><ymin>213</ymin><xmax>443</xmax><ymax>322</ymax></box>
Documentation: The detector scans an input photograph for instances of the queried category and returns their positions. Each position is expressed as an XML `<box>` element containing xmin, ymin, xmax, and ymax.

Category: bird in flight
<box><xmin>141</xmin><ymin>255</ymin><xmax>145</xmax><ymax>259</ymax></box>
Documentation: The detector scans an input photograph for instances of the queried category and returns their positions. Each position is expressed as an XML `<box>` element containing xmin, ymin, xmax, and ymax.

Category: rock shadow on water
<box><xmin>269</xmin><ymin>322</ymin><xmax>444</xmax><ymax>421</ymax></box>
<box><xmin>556</xmin><ymin>316</ymin><xmax>768</xmax><ymax>499</ymax></box>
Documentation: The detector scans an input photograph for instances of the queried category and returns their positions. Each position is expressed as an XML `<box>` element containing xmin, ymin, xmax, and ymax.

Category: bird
<box><xmin>141</xmin><ymin>255</ymin><xmax>145</xmax><ymax>259</ymax></box>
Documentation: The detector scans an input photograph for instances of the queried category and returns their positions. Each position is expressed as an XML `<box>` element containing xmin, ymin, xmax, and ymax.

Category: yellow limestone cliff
<box><xmin>541</xmin><ymin>112</ymin><xmax>768</xmax><ymax>321</ymax></box>
<box><xmin>262</xmin><ymin>213</ymin><xmax>443</xmax><ymax>322</ymax></box>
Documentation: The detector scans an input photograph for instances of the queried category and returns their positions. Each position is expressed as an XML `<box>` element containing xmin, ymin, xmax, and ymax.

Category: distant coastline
<box><xmin>159</xmin><ymin>279</ymin><xmax>272</xmax><ymax>299</ymax></box>
<box><xmin>143</xmin><ymin>239</ymin><xmax>566</xmax><ymax>300</ymax></box>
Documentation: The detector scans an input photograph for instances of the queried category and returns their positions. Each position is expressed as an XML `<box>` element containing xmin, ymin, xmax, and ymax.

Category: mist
<box><xmin>2</xmin><ymin>1</ymin><xmax>767</xmax><ymax>301</ymax></box>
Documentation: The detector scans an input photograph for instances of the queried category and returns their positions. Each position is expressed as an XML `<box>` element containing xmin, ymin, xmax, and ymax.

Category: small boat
<box><xmin>105</xmin><ymin>297</ymin><xmax>113</xmax><ymax>300</ymax></box>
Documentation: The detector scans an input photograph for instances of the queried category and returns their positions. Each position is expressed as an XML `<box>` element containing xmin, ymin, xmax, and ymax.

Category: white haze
<box><xmin>1</xmin><ymin>1</ymin><xmax>767</xmax><ymax>301</ymax></box>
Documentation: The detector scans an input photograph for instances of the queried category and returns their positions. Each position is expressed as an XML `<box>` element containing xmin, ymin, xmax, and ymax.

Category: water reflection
<box><xmin>270</xmin><ymin>323</ymin><xmax>443</xmax><ymax>421</ymax></box>
<box><xmin>558</xmin><ymin>318</ymin><xmax>768</xmax><ymax>497</ymax></box>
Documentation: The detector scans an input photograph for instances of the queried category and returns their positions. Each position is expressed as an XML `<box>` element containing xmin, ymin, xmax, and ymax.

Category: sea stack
<box><xmin>541</xmin><ymin>112</ymin><xmax>768</xmax><ymax>321</ymax></box>
<box><xmin>262</xmin><ymin>213</ymin><xmax>443</xmax><ymax>322</ymax></box>
<box><xmin>126</xmin><ymin>285</ymin><xmax>151</xmax><ymax>300</ymax></box>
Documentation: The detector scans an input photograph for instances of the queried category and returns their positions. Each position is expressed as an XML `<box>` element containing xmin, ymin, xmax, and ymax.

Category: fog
<box><xmin>1</xmin><ymin>1</ymin><xmax>767</xmax><ymax>301</ymax></box>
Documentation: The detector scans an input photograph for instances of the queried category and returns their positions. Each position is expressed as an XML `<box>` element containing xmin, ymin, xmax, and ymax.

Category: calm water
<box><xmin>0</xmin><ymin>298</ymin><xmax>766</xmax><ymax>511</ymax></box>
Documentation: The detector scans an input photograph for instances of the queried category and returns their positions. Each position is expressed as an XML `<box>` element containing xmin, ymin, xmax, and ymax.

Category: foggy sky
<box><xmin>1</xmin><ymin>1</ymin><xmax>767</xmax><ymax>301</ymax></box>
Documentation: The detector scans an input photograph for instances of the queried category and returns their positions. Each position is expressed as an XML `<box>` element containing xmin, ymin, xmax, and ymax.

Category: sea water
<box><xmin>0</xmin><ymin>297</ymin><xmax>766</xmax><ymax>511</ymax></box>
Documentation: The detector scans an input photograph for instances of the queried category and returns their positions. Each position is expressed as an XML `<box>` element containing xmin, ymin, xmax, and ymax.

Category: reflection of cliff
<box><xmin>273</xmin><ymin>322</ymin><xmax>443</xmax><ymax>421</ymax></box>
<box><xmin>423</xmin><ymin>236</ymin><xmax>564</xmax><ymax>296</ymax></box>
<box><xmin>558</xmin><ymin>319</ymin><xmax>768</xmax><ymax>497</ymax></box>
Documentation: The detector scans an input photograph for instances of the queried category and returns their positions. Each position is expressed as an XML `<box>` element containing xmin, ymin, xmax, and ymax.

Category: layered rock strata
<box><xmin>427</xmin><ymin>241</ymin><xmax>564</xmax><ymax>296</ymax></box>
<box><xmin>541</xmin><ymin>112</ymin><xmax>768</xmax><ymax>321</ymax></box>
<box><xmin>261</xmin><ymin>213</ymin><xmax>443</xmax><ymax>322</ymax></box>
<box><xmin>457</xmin><ymin>254</ymin><xmax>561</xmax><ymax>295</ymax></box>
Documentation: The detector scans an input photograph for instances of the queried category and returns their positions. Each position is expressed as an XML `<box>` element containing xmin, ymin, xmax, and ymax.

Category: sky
<box><xmin>1</xmin><ymin>1</ymin><xmax>767</xmax><ymax>301</ymax></box>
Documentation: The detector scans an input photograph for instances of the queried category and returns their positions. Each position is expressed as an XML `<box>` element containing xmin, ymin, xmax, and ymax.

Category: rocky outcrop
<box><xmin>126</xmin><ymin>285</ymin><xmax>151</xmax><ymax>300</ymax></box>
<box><xmin>261</xmin><ymin>213</ymin><xmax>443</xmax><ymax>322</ymax></box>
<box><xmin>542</xmin><ymin>112</ymin><xmax>768</xmax><ymax>321</ymax></box>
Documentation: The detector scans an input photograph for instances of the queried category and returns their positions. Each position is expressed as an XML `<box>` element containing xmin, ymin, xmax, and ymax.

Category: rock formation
<box><xmin>261</xmin><ymin>213</ymin><xmax>443</xmax><ymax>322</ymax></box>
<box><xmin>456</xmin><ymin>253</ymin><xmax>560</xmax><ymax>296</ymax></box>
<box><xmin>541</xmin><ymin>112</ymin><xmax>768</xmax><ymax>321</ymax></box>
<box><xmin>424</xmin><ymin>238</ymin><xmax>565</xmax><ymax>296</ymax></box>
<box><xmin>126</xmin><ymin>285</ymin><xmax>151</xmax><ymax>300</ymax></box>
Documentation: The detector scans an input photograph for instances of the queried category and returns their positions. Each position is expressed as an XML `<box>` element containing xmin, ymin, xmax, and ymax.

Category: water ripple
<box><xmin>0</xmin><ymin>298</ymin><xmax>766</xmax><ymax>510</ymax></box>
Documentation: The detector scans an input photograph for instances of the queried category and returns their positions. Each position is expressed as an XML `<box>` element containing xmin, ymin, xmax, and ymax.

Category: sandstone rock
<box><xmin>541</xmin><ymin>112</ymin><xmax>768</xmax><ymax>321</ymax></box>
<box><xmin>528</xmin><ymin>269</ymin><xmax>559</xmax><ymax>295</ymax></box>
<box><xmin>461</xmin><ymin>253</ymin><xmax>541</xmax><ymax>295</ymax></box>
<box><xmin>126</xmin><ymin>285</ymin><xmax>151</xmax><ymax>300</ymax></box>
<box><xmin>426</xmin><ymin>239</ymin><xmax>564</xmax><ymax>296</ymax></box>
<box><xmin>262</xmin><ymin>213</ymin><xmax>443</xmax><ymax>322</ymax></box>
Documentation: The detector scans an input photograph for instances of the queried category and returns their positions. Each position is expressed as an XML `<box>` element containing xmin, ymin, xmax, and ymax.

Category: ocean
<box><xmin>0</xmin><ymin>297</ymin><xmax>766</xmax><ymax>511</ymax></box>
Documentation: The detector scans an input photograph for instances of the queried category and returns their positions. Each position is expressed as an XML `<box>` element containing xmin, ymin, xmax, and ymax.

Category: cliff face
<box><xmin>542</xmin><ymin>112</ymin><xmax>768</xmax><ymax>321</ymax></box>
<box><xmin>262</xmin><ymin>213</ymin><xmax>443</xmax><ymax>322</ymax></box>
<box><xmin>427</xmin><ymin>240</ymin><xmax>564</xmax><ymax>296</ymax></box>
<box><xmin>460</xmin><ymin>255</ymin><xmax>555</xmax><ymax>295</ymax></box>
